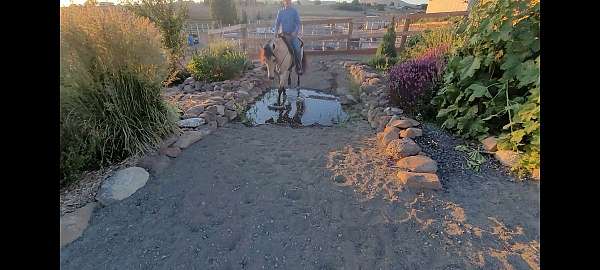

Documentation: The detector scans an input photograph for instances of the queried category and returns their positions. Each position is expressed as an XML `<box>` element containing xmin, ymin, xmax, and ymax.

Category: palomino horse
<box><xmin>259</xmin><ymin>35</ymin><xmax>306</xmax><ymax>106</ymax></box>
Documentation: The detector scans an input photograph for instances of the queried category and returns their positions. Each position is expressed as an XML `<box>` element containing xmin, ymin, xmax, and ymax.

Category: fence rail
<box><xmin>196</xmin><ymin>11</ymin><xmax>468</xmax><ymax>59</ymax></box>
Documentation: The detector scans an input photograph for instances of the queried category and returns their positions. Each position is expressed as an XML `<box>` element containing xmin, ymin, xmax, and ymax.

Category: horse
<box><xmin>259</xmin><ymin>35</ymin><xmax>307</xmax><ymax>107</ymax></box>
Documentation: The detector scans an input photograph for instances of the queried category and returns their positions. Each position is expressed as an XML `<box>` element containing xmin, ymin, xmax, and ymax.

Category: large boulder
<box><xmin>173</xmin><ymin>129</ymin><xmax>211</xmax><ymax>149</ymax></box>
<box><xmin>379</xmin><ymin>126</ymin><xmax>400</xmax><ymax>147</ymax></box>
<box><xmin>177</xmin><ymin>118</ymin><xmax>206</xmax><ymax>128</ymax></box>
<box><xmin>481</xmin><ymin>136</ymin><xmax>498</xmax><ymax>152</ymax></box>
<box><xmin>400</xmin><ymin>128</ymin><xmax>423</xmax><ymax>138</ymax></box>
<box><xmin>60</xmin><ymin>203</ymin><xmax>97</xmax><ymax>248</ymax></box>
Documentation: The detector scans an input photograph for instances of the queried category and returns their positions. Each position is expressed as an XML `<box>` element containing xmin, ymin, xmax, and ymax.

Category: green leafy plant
<box><xmin>455</xmin><ymin>144</ymin><xmax>487</xmax><ymax>172</ymax></box>
<box><xmin>433</xmin><ymin>0</ymin><xmax>540</xmax><ymax>175</ymax></box>
<box><xmin>187</xmin><ymin>40</ymin><xmax>248</xmax><ymax>82</ymax></box>
<box><xmin>401</xmin><ymin>25</ymin><xmax>464</xmax><ymax>61</ymax></box>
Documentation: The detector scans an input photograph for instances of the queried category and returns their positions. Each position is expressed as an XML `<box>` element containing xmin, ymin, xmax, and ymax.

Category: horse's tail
<box><xmin>301</xmin><ymin>51</ymin><xmax>307</xmax><ymax>74</ymax></box>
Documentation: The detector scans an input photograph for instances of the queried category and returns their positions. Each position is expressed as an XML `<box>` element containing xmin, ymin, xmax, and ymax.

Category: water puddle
<box><xmin>245</xmin><ymin>88</ymin><xmax>349</xmax><ymax>127</ymax></box>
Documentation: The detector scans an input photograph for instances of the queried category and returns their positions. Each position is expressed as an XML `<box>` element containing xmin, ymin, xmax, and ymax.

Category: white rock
<box><xmin>177</xmin><ymin>118</ymin><xmax>206</xmax><ymax>128</ymax></box>
<box><xmin>97</xmin><ymin>167</ymin><xmax>149</xmax><ymax>206</ymax></box>
<box><xmin>60</xmin><ymin>203</ymin><xmax>96</xmax><ymax>248</ymax></box>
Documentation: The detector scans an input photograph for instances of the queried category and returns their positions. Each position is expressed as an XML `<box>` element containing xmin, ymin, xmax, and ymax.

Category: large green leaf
<box><xmin>467</xmin><ymin>83</ymin><xmax>492</xmax><ymax>101</ymax></box>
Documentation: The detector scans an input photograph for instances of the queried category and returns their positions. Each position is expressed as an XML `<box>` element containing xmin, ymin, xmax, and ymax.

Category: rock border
<box><xmin>479</xmin><ymin>136</ymin><xmax>540</xmax><ymax>181</ymax></box>
<box><xmin>344</xmin><ymin>62</ymin><xmax>442</xmax><ymax>191</ymax></box>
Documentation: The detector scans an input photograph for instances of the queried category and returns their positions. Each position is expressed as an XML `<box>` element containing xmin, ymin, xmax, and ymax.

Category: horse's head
<box><xmin>260</xmin><ymin>40</ymin><xmax>277</xmax><ymax>80</ymax></box>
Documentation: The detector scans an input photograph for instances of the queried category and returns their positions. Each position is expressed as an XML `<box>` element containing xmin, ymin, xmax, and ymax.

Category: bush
<box><xmin>376</xmin><ymin>18</ymin><xmax>397</xmax><ymax>59</ymax></box>
<box><xmin>368</xmin><ymin>55</ymin><xmax>398</xmax><ymax>72</ymax></box>
<box><xmin>432</xmin><ymin>0</ymin><xmax>540</xmax><ymax>176</ymax></box>
<box><xmin>124</xmin><ymin>0</ymin><xmax>189</xmax><ymax>87</ymax></box>
<box><xmin>388</xmin><ymin>45</ymin><xmax>447</xmax><ymax>118</ymax></box>
<box><xmin>187</xmin><ymin>40</ymin><xmax>249</xmax><ymax>82</ymax></box>
<box><xmin>401</xmin><ymin>25</ymin><xmax>463</xmax><ymax>61</ymax></box>
<box><xmin>60</xmin><ymin>6</ymin><xmax>178</xmax><ymax>185</ymax></box>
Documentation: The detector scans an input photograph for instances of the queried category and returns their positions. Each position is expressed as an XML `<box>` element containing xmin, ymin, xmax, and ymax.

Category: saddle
<box><xmin>277</xmin><ymin>33</ymin><xmax>304</xmax><ymax>73</ymax></box>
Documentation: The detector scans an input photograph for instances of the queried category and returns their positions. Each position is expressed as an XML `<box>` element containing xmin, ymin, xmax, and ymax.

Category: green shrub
<box><xmin>375</xmin><ymin>18</ymin><xmax>397</xmax><ymax>59</ymax></box>
<box><xmin>401</xmin><ymin>25</ymin><xmax>463</xmax><ymax>61</ymax></box>
<box><xmin>60</xmin><ymin>6</ymin><xmax>178</xmax><ymax>185</ymax></box>
<box><xmin>187</xmin><ymin>40</ymin><xmax>248</xmax><ymax>82</ymax></box>
<box><xmin>368</xmin><ymin>55</ymin><xmax>398</xmax><ymax>72</ymax></box>
<box><xmin>432</xmin><ymin>0</ymin><xmax>540</xmax><ymax>176</ymax></box>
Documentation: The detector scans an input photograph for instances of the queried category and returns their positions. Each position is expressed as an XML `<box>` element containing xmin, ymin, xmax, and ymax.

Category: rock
<box><xmin>216</xmin><ymin>115</ymin><xmax>228</xmax><ymax>127</ymax></box>
<box><xmin>177</xmin><ymin>83</ymin><xmax>184</xmax><ymax>90</ymax></box>
<box><xmin>360</xmin><ymin>85</ymin><xmax>377</xmax><ymax>94</ymax></box>
<box><xmin>183</xmin><ymin>77</ymin><xmax>194</xmax><ymax>85</ymax></box>
<box><xmin>97</xmin><ymin>167</ymin><xmax>149</xmax><ymax>206</ymax></box>
<box><xmin>160</xmin><ymin>147</ymin><xmax>181</xmax><ymax>158</ymax></box>
<box><xmin>215</xmin><ymin>105</ymin><xmax>226</xmax><ymax>115</ymax></box>
<box><xmin>60</xmin><ymin>202</ymin><xmax>97</xmax><ymax>248</ymax></box>
<box><xmin>159</xmin><ymin>134</ymin><xmax>179</xmax><ymax>149</ymax></box>
<box><xmin>198</xmin><ymin>111</ymin><xmax>216</xmax><ymax>122</ymax></box>
<box><xmin>531</xmin><ymin>168</ymin><xmax>540</xmax><ymax>181</ymax></box>
<box><xmin>385</xmin><ymin>138</ymin><xmax>421</xmax><ymax>159</ymax></box>
<box><xmin>177</xmin><ymin>118</ymin><xmax>206</xmax><ymax>128</ymax></box>
<box><xmin>494</xmin><ymin>150</ymin><xmax>520</xmax><ymax>168</ymax></box>
<box><xmin>368</xmin><ymin>78</ymin><xmax>381</xmax><ymax>85</ymax></box>
<box><xmin>224</xmin><ymin>109</ymin><xmax>238</xmax><ymax>121</ymax></box>
<box><xmin>206</xmin><ymin>105</ymin><xmax>218</xmax><ymax>114</ymax></box>
<box><xmin>384</xmin><ymin>107</ymin><xmax>403</xmax><ymax>116</ymax></box>
<box><xmin>397</xmin><ymin>171</ymin><xmax>442</xmax><ymax>190</ymax></box>
<box><xmin>397</xmin><ymin>156</ymin><xmax>438</xmax><ymax>173</ymax></box>
<box><xmin>207</xmin><ymin>121</ymin><xmax>218</xmax><ymax>131</ymax></box>
<box><xmin>377</xmin><ymin>115</ymin><xmax>392</xmax><ymax>132</ymax></box>
<box><xmin>340</xmin><ymin>94</ymin><xmax>358</xmax><ymax>105</ymax></box>
<box><xmin>224</xmin><ymin>100</ymin><xmax>236</xmax><ymax>110</ymax></box>
<box><xmin>380</xmin><ymin>126</ymin><xmax>400</xmax><ymax>147</ymax></box>
<box><xmin>173</xmin><ymin>130</ymin><xmax>211</xmax><ymax>149</ymax></box>
<box><xmin>400</xmin><ymin>128</ymin><xmax>423</xmax><ymax>138</ymax></box>
<box><xmin>185</xmin><ymin>105</ymin><xmax>205</xmax><ymax>116</ymax></box>
<box><xmin>388</xmin><ymin>119</ymin><xmax>414</xmax><ymax>129</ymax></box>
<box><xmin>183</xmin><ymin>84</ymin><xmax>195</xmax><ymax>93</ymax></box>
<box><xmin>333</xmin><ymin>175</ymin><xmax>346</xmax><ymax>183</ymax></box>
<box><xmin>137</xmin><ymin>154</ymin><xmax>170</xmax><ymax>175</ymax></box>
<box><xmin>194</xmin><ymin>81</ymin><xmax>202</xmax><ymax>91</ymax></box>
<box><xmin>481</xmin><ymin>136</ymin><xmax>498</xmax><ymax>152</ymax></box>
<box><xmin>402</xmin><ymin>117</ymin><xmax>420</xmax><ymax>127</ymax></box>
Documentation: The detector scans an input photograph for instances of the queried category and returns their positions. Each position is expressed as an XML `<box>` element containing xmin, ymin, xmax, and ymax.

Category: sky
<box><xmin>60</xmin><ymin>0</ymin><xmax>428</xmax><ymax>7</ymax></box>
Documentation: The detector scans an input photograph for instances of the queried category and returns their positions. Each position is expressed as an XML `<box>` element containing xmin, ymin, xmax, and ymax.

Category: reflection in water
<box><xmin>246</xmin><ymin>88</ymin><xmax>349</xmax><ymax>127</ymax></box>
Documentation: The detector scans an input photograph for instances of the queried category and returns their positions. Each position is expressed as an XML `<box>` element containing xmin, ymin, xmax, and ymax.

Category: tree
<box><xmin>241</xmin><ymin>10</ymin><xmax>248</xmax><ymax>24</ymax></box>
<box><xmin>124</xmin><ymin>0</ymin><xmax>189</xmax><ymax>85</ymax></box>
<box><xmin>206</xmin><ymin>0</ymin><xmax>239</xmax><ymax>25</ymax></box>
<box><xmin>314</xmin><ymin>0</ymin><xmax>321</xmax><ymax>5</ymax></box>
<box><xmin>375</xmin><ymin>17</ymin><xmax>397</xmax><ymax>59</ymax></box>
<box><xmin>352</xmin><ymin>0</ymin><xmax>359</xmax><ymax>5</ymax></box>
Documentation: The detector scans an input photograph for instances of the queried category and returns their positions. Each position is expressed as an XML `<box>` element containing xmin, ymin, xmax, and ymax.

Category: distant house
<box><xmin>425</xmin><ymin>0</ymin><xmax>469</xmax><ymax>13</ymax></box>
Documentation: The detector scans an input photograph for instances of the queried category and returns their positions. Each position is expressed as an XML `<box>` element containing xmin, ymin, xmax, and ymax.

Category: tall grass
<box><xmin>60</xmin><ymin>6</ymin><xmax>178</xmax><ymax>185</ymax></box>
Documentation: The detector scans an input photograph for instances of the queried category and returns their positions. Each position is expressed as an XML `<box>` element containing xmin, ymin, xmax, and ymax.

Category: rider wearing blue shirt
<box><xmin>273</xmin><ymin>0</ymin><xmax>303</xmax><ymax>74</ymax></box>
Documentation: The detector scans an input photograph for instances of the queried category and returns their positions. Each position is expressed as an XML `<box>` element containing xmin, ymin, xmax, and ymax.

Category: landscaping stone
<box><xmin>173</xmin><ymin>130</ymin><xmax>211</xmax><ymax>149</ymax></box>
<box><xmin>494</xmin><ymin>150</ymin><xmax>520</xmax><ymax>168</ymax></box>
<box><xmin>97</xmin><ymin>167</ymin><xmax>149</xmax><ymax>206</ymax></box>
<box><xmin>185</xmin><ymin>105</ymin><xmax>205</xmax><ymax>116</ymax></box>
<box><xmin>137</xmin><ymin>154</ymin><xmax>171</xmax><ymax>175</ymax></box>
<box><xmin>206</xmin><ymin>105</ymin><xmax>218</xmax><ymax>114</ymax></box>
<box><xmin>216</xmin><ymin>116</ymin><xmax>228</xmax><ymax>127</ymax></box>
<box><xmin>481</xmin><ymin>136</ymin><xmax>498</xmax><ymax>152</ymax></box>
<box><xmin>400</xmin><ymin>128</ymin><xmax>423</xmax><ymax>138</ymax></box>
<box><xmin>207</xmin><ymin>121</ymin><xmax>218</xmax><ymax>131</ymax></box>
<box><xmin>402</xmin><ymin>117</ymin><xmax>420</xmax><ymax>127</ymax></box>
<box><xmin>397</xmin><ymin>171</ymin><xmax>442</xmax><ymax>190</ymax></box>
<box><xmin>160</xmin><ymin>147</ymin><xmax>182</xmax><ymax>158</ymax></box>
<box><xmin>396</xmin><ymin>156</ymin><xmax>438</xmax><ymax>173</ymax></box>
<box><xmin>194</xmin><ymin>81</ymin><xmax>202</xmax><ymax>91</ymax></box>
<box><xmin>380</xmin><ymin>126</ymin><xmax>400</xmax><ymax>147</ymax></box>
<box><xmin>384</xmin><ymin>107</ymin><xmax>403</xmax><ymax>116</ymax></box>
<box><xmin>224</xmin><ymin>110</ymin><xmax>238</xmax><ymax>121</ymax></box>
<box><xmin>183</xmin><ymin>85</ymin><xmax>194</xmax><ymax>93</ymax></box>
<box><xmin>60</xmin><ymin>202</ymin><xmax>96</xmax><ymax>248</ymax></box>
<box><xmin>183</xmin><ymin>77</ymin><xmax>194</xmax><ymax>85</ymax></box>
<box><xmin>215</xmin><ymin>105</ymin><xmax>226</xmax><ymax>115</ymax></box>
<box><xmin>198</xmin><ymin>111</ymin><xmax>216</xmax><ymax>122</ymax></box>
<box><xmin>340</xmin><ymin>94</ymin><xmax>358</xmax><ymax>105</ymax></box>
<box><xmin>388</xmin><ymin>119</ymin><xmax>414</xmax><ymax>129</ymax></box>
<box><xmin>360</xmin><ymin>85</ymin><xmax>377</xmax><ymax>94</ymax></box>
<box><xmin>377</xmin><ymin>115</ymin><xmax>392</xmax><ymax>131</ymax></box>
<box><xmin>385</xmin><ymin>138</ymin><xmax>421</xmax><ymax>159</ymax></box>
<box><xmin>177</xmin><ymin>118</ymin><xmax>206</xmax><ymax>128</ymax></box>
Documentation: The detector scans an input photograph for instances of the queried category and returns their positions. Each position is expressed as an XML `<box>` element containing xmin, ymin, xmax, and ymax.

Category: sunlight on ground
<box><xmin>326</xmin><ymin>139</ymin><xmax>540</xmax><ymax>270</ymax></box>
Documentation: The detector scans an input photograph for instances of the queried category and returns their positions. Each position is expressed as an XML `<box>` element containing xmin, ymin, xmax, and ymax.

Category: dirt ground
<box><xmin>60</xmin><ymin>56</ymin><xmax>539</xmax><ymax>270</ymax></box>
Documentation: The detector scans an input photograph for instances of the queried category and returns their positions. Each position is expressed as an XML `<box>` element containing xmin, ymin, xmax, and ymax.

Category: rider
<box><xmin>272</xmin><ymin>0</ymin><xmax>303</xmax><ymax>75</ymax></box>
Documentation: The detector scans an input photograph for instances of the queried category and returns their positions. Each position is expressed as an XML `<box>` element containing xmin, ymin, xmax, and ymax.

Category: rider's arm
<box><xmin>294</xmin><ymin>9</ymin><xmax>301</xmax><ymax>36</ymax></box>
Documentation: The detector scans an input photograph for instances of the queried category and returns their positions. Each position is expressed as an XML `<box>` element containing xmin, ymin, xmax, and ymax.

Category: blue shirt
<box><xmin>273</xmin><ymin>6</ymin><xmax>301</xmax><ymax>34</ymax></box>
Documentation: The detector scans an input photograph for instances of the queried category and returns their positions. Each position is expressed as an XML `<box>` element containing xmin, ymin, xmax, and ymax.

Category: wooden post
<box><xmin>241</xmin><ymin>24</ymin><xmax>248</xmax><ymax>52</ymax></box>
<box><xmin>398</xmin><ymin>16</ymin><xmax>411</xmax><ymax>51</ymax></box>
<box><xmin>347</xmin><ymin>21</ymin><xmax>353</xmax><ymax>52</ymax></box>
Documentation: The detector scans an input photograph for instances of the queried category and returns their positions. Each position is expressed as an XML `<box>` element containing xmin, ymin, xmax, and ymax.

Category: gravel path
<box><xmin>60</xmin><ymin>56</ymin><xmax>539</xmax><ymax>270</ymax></box>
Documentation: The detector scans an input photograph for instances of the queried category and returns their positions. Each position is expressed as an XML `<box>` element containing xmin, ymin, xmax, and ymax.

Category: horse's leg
<box><xmin>277</xmin><ymin>87</ymin><xmax>282</xmax><ymax>106</ymax></box>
